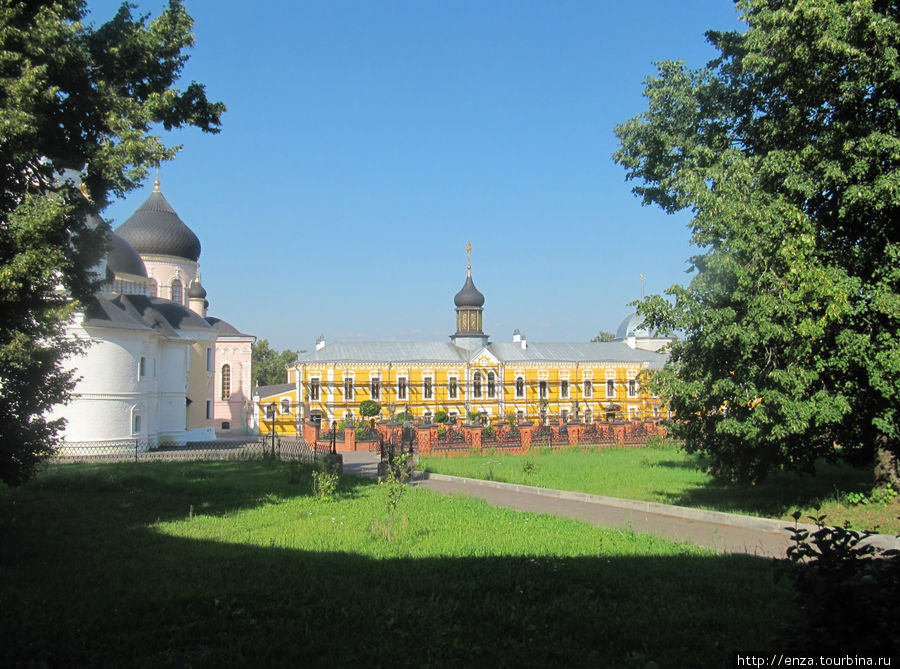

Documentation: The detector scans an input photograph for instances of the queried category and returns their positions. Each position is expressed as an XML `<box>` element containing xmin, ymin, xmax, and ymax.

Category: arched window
<box><xmin>281</xmin><ymin>398</ymin><xmax>291</xmax><ymax>414</ymax></box>
<box><xmin>473</xmin><ymin>371</ymin><xmax>482</xmax><ymax>398</ymax></box>
<box><xmin>221</xmin><ymin>364</ymin><xmax>231</xmax><ymax>400</ymax></box>
<box><xmin>171</xmin><ymin>278</ymin><xmax>183</xmax><ymax>304</ymax></box>
<box><xmin>487</xmin><ymin>372</ymin><xmax>496</xmax><ymax>398</ymax></box>
<box><xmin>515</xmin><ymin>377</ymin><xmax>525</xmax><ymax>398</ymax></box>
<box><xmin>148</xmin><ymin>278</ymin><xmax>158</xmax><ymax>297</ymax></box>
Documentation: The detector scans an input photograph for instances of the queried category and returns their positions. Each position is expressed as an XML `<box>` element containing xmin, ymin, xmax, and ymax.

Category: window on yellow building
<box><xmin>539</xmin><ymin>381</ymin><xmax>548</xmax><ymax>399</ymax></box>
<box><xmin>487</xmin><ymin>372</ymin><xmax>496</xmax><ymax>398</ymax></box>
<box><xmin>281</xmin><ymin>398</ymin><xmax>291</xmax><ymax>414</ymax></box>
<box><xmin>515</xmin><ymin>377</ymin><xmax>525</xmax><ymax>398</ymax></box>
<box><xmin>473</xmin><ymin>372</ymin><xmax>482</xmax><ymax>398</ymax></box>
<box><xmin>424</xmin><ymin>377</ymin><xmax>433</xmax><ymax>400</ymax></box>
<box><xmin>371</xmin><ymin>378</ymin><xmax>380</xmax><ymax>400</ymax></box>
<box><xmin>344</xmin><ymin>378</ymin><xmax>354</xmax><ymax>400</ymax></box>
<box><xmin>398</xmin><ymin>377</ymin><xmax>407</xmax><ymax>400</ymax></box>
<box><xmin>585</xmin><ymin>408</ymin><xmax>593</xmax><ymax>423</ymax></box>
<box><xmin>309</xmin><ymin>378</ymin><xmax>320</xmax><ymax>401</ymax></box>
<box><xmin>606</xmin><ymin>379</ymin><xmax>615</xmax><ymax>398</ymax></box>
<box><xmin>560</xmin><ymin>380</ymin><xmax>569</xmax><ymax>398</ymax></box>
<box><xmin>265</xmin><ymin>403</ymin><xmax>276</xmax><ymax>420</ymax></box>
<box><xmin>628</xmin><ymin>379</ymin><xmax>638</xmax><ymax>398</ymax></box>
<box><xmin>448</xmin><ymin>377</ymin><xmax>458</xmax><ymax>399</ymax></box>
<box><xmin>584</xmin><ymin>380</ymin><xmax>593</xmax><ymax>398</ymax></box>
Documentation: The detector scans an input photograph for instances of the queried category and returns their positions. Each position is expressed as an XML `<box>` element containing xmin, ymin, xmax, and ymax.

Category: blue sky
<box><xmin>91</xmin><ymin>1</ymin><xmax>745</xmax><ymax>352</ymax></box>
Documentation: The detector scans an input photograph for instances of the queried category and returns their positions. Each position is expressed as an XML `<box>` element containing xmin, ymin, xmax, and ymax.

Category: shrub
<box><xmin>311</xmin><ymin>459</ymin><xmax>340</xmax><ymax>502</ymax></box>
<box><xmin>434</xmin><ymin>410</ymin><xmax>449</xmax><ymax>424</ymax></box>
<box><xmin>359</xmin><ymin>400</ymin><xmax>381</xmax><ymax>419</ymax></box>
<box><xmin>437</xmin><ymin>424</ymin><xmax>446</xmax><ymax>438</ymax></box>
<box><xmin>777</xmin><ymin>512</ymin><xmax>900</xmax><ymax>655</ymax></box>
<box><xmin>482</xmin><ymin>425</ymin><xmax>494</xmax><ymax>438</ymax></box>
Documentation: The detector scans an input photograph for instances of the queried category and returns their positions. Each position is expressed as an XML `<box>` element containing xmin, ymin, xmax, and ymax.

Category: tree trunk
<box><xmin>873</xmin><ymin>434</ymin><xmax>900</xmax><ymax>491</ymax></box>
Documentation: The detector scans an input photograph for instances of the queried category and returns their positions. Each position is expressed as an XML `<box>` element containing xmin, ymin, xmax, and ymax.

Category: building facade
<box><xmin>53</xmin><ymin>179</ymin><xmax>254</xmax><ymax>446</ymax></box>
<box><xmin>255</xmin><ymin>248</ymin><xmax>668</xmax><ymax>434</ymax></box>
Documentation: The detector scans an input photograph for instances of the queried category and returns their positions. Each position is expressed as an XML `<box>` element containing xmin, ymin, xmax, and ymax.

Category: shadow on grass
<box><xmin>19</xmin><ymin>458</ymin><xmax>379</xmax><ymax>524</ymax></box>
<box><xmin>652</xmin><ymin>457</ymin><xmax>873</xmax><ymax>518</ymax></box>
<box><xmin>0</xmin><ymin>461</ymin><xmax>794</xmax><ymax>668</ymax></box>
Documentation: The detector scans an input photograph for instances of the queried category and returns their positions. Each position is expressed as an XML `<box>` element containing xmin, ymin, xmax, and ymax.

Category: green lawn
<box><xmin>420</xmin><ymin>443</ymin><xmax>900</xmax><ymax>534</ymax></box>
<box><xmin>1</xmin><ymin>460</ymin><xmax>795</xmax><ymax>667</ymax></box>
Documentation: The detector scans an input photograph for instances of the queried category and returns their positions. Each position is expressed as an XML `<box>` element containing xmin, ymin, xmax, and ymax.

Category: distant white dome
<box><xmin>615</xmin><ymin>312</ymin><xmax>650</xmax><ymax>339</ymax></box>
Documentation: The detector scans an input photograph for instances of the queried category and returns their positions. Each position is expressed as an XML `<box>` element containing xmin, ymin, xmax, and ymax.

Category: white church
<box><xmin>52</xmin><ymin>180</ymin><xmax>255</xmax><ymax>447</ymax></box>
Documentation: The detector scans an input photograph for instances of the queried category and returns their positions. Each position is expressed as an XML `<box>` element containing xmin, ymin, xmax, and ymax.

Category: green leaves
<box><xmin>616</xmin><ymin>0</ymin><xmax>900</xmax><ymax>484</ymax></box>
<box><xmin>0</xmin><ymin>0</ymin><xmax>224</xmax><ymax>485</ymax></box>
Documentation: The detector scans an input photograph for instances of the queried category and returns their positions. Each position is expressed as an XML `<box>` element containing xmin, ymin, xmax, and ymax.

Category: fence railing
<box><xmin>53</xmin><ymin>436</ymin><xmax>316</xmax><ymax>464</ymax></box>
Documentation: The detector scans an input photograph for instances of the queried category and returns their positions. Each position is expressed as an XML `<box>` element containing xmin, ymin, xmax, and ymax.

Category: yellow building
<box><xmin>254</xmin><ymin>249</ymin><xmax>668</xmax><ymax>433</ymax></box>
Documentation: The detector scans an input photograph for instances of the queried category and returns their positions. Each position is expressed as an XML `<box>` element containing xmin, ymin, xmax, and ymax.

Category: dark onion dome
<box><xmin>188</xmin><ymin>279</ymin><xmax>207</xmax><ymax>299</ymax></box>
<box><xmin>106</xmin><ymin>231</ymin><xmax>147</xmax><ymax>278</ymax></box>
<box><xmin>453</xmin><ymin>273</ymin><xmax>485</xmax><ymax>307</ymax></box>
<box><xmin>115</xmin><ymin>183</ymin><xmax>201</xmax><ymax>261</ymax></box>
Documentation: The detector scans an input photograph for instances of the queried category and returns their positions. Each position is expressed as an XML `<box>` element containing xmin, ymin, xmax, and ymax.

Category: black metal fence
<box><xmin>53</xmin><ymin>436</ymin><xmax>316</xmax><ymax>464</ymax></box>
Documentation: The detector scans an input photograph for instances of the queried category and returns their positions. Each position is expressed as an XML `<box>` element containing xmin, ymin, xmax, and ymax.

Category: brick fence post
<box><xmin>344</xmin><ymin>427</ymin><xmax>356</xmax><ymax>452</ymax></box>
<box><xmin>519</xmin><ymin>423</ymin><xmax>533</xmax><ymax>451</ymax></box>
<box><xmin>612</xmin><ymin>422</ymin><xmax>626</xmax><ymax>446</ymax></box>
<box><xmin>567</xmin><ymin>423</ymin><xmax>583</xmax><ymax>446</ymax></box>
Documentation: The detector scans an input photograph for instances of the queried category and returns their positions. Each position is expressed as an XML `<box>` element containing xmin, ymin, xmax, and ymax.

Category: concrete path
<box><xmin>340</xmin><ymin>451</ymin><xmax>900</xmax><ymax>559</ymax></box>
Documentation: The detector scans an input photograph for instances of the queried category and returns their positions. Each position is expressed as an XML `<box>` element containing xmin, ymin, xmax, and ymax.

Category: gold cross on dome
<box><xmin>466</xmin><ymin>241</ymin><xmax>472</xmax><ymax>270</ymax></box>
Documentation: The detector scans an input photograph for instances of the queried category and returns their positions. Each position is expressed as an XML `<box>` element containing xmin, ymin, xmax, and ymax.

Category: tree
<box><xmin>614</xmin><ymin>0</ymin><xmax>900</xmax><ymax>487</ymax></box>
<box><xmin>0</xmin><ymin>0</ymin><xmax>224</xmax><ymax>486</ymax></box>
<box><xmin>251</xmin><ymin>339</ymin><xmax>301</xmax><ymax>387</ymax></box>
<box><xmin>359</xmin><ymin>400</ymin><xmax>381</xmax><ymax>420</ymax></box>
<box><xmin>591</xmin><ymin>331</ymin><xmax>616</xmax><ymax>342</ymax></box>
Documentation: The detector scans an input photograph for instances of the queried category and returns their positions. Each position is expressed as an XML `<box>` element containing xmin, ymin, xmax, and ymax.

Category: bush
<box><xmin>777</xmin><ymin>512</ymin><xmax>900</xmax><ymax>655</ymax></box>
<box><xmin>311</xmin><ymin>460</ymin><xmax>340</xmax><ymax>502</ymax></box>
<box><xmin>359</xmin><ymin>400</ymin><xmax>381</xmax><ymax>419</ymax></box>
<box><xmin>434</xmin><ymin>410</ymin><xmax>449</xmax><ymax>424</ymax></box>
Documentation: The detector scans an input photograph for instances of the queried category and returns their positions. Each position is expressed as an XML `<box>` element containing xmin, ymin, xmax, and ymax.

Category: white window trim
<box><xmin>515</xmin><ymin>375</ymin><xmax>525</xmax><ymax>399</ymax></box>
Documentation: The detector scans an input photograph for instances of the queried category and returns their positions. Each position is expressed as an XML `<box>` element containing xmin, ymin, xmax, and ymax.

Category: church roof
<box><xmin>256</xmin><ymin>383</ymin><xmax>296</xmax><ymax>400</ymax></box>
<box><xmin>115</xmin><ymin>186</ymin><xmax>201</xmax><ymax>261</ymax></box>
<box><xmin>81</xmin><ymin>295</ymin><xmax>153</xmax><ymax>331</ymax></box>
<box><xmin>615</xmin><ymin>312</ymin><xmax>651</xmax><ymax>339</ymax></box>
<box><xmin>298</xmin><ymin>341</ymin><xmax>468</xmax><ymax>364</ymax></box>
<box><xmin>453</xmin><ymin>273</ymin><xmax>485</xmax><ymax>307</ymax></box>
<box><xmin>106</xmin><ymin>231</ymin><xmax>147</xmax><ymax>278</ymax></box>
<box><xmin>488</xmin><ymin>341</ymin><xmax>667</xmax><ymax>368</ymax></box>
<box><xmin>294</xmin><ymin>339</ymin><xmax>666</xmax><ymax>368</ymax></box>
<box><xmin>206</xmin><ymin>316</ymin><xmax>252</xmax><ymax>338</ymax></box>
<box><xmin>112</xmin><ymin>295</ymin><xmax>216</xmax><ymax>337</ymax></box>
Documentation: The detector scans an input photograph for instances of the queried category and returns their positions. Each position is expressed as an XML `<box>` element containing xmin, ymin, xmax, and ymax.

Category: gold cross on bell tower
<box><xmin>466</xmin><ymin>241</ymin><xmax>472</xmax><ymax>275</ymax></box>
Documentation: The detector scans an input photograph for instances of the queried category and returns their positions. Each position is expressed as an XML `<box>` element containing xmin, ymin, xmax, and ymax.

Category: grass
<box><xmin>1</xmin><ymin>459</ymin><xmax>795</xmax><ymax>667</ymax></box>
<box><xmin>420</xmin><ymin>443</ymin><xmax>900</xmax><ymax>534</ymax></box>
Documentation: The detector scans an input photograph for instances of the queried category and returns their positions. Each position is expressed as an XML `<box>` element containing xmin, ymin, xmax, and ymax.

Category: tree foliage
<box><xmin>251</xmin><ymin>339</ymin><xmax>301</xmax><ymax>388</ymax></box>
<box><xmin>0</xmin><ymin>0</ymin><xmax>223</xmax><ymax>486</ymax></box>
<box><xmin>359</xmin><ymin>400</ymin><xmax>381</xmax><ymax>419</ymax></box>
<box><xmin>614</xmin><ymin>0</ymin><xmax>900</xmax><ymax>485</ymax></box>
<box><xmin>591</xmin><ymin>330</ymin><xmax>616</xmax><ymax>342</ymax></box>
